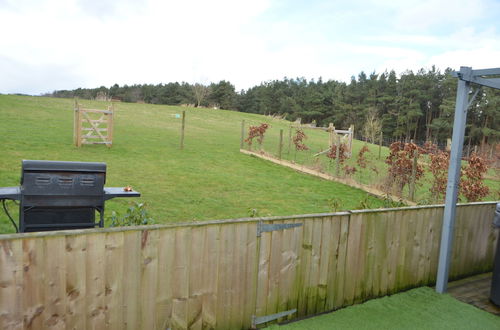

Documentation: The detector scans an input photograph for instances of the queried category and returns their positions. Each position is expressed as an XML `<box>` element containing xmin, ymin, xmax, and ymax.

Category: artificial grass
<box><xmin>267</xmin><ymin>287</ymin><xmax>500</xmax><ymax>330</ymax></box>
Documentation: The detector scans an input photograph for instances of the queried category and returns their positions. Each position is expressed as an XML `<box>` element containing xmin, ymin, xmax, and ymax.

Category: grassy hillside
<box><xmin>0</xmin><ymin>95</ymin><xmax>388</xmax><ymax>233</ymax></box>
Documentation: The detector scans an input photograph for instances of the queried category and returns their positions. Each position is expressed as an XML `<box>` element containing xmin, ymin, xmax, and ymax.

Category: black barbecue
<box><xmin>0</xmin><ymin>160</ymin><xmax>140</xmax><ymax>232</ymax></box>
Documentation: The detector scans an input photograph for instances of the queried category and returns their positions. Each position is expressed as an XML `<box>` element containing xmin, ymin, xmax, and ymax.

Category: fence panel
<box><xmin>0</xmin><ymin>202</ymin><xmax>497</xmax><ymax>329</ymax></box>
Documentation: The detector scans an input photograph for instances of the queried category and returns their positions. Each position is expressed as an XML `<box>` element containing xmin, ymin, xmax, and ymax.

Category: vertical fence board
<box><xmin>104</xmin><ymin>232</ymin><xmax>124</xmax><ymax>330</ymax></box>
<box><xmin>306</xmin><ymin>219</ymin><xmax>322</xmax><ymax>314</ymax></box>
<box><xmin>122</xmin><ymin>231</ymin><xmax>141</xmax><ymax>330</ymax></box>
<box><xmin>344</xmin><ymin>214</ymin><xmax>362</xmax><ymax>305</ymax></box>
<box><xmin>255</xmin><ymin>222</ymin><xmax>271</xmax><ymax>319</ymax></box>
<box><xmin>171</xmin><ymin>227</ymin><xmax>190</xmax><ymax>329</ymax></box>
<box><xmin>386</xmin><ymin>210</ymin><xmax>400</xmax><ymax>294</ymax></box>
<box><xmin>266</xmin><ymin>221</ymin><xmax>283</xmax><ymax>319</ymax></box>
<box><xmin>0</xmin><ymin>239</ymin><xmax>23</xmax><ymax>330</ymax></box>
<box><xmin>140</xmin><ymin>230</ymin><xmax>159</xmax><ymax>329</ymax></box>
<box><xmin>242</xmin><ymin>223</ymin><xmax>258</xmax><ymax>329</ymax></box>
<box><xmin>188</xmin><ymin>226</ymin><xmax>205</xmax><ymax>330</ymax></box>
<box><xmin>325</xmin><ymin>216</ymin><xmax>342</xmax><ymax>311</ymax></box>
<box><xmin>333</xmin><ymin>215</ymin><xmax>349</xmax><ymax>309</ymax></box>
<box><xmin>156</xmin><ymin>228</ymin><xmax>175</xmax><ymax>330</ymax></box>
<box><xmin>297</xmin><ymin>218</ymin><xmax>313</xmax><ymax>316</ymax></box>
<box><xmin>316</xmin><ymin>217</ymin><xmax>332</xmax><ymax>313</ymax></box>
<box><xmin>43</xmin><ymin>237</ymin><xmax>67</xmax><ymax>329</ymax></box>
<box><xmin>86</xmin><ymin>233</ymin><xmax>105</xmax><ymax>329</ymax></box>
<box><xmin>22</xmin><ymin>238</ymin><xmax>45</xmax><ymax>330</ymax></box>
<box><xmin>65</xmin><ymin>235</ymin><xmax>87</xmax><ymax>330</ymax></box>
<box><xmin>363</xmin><ymin>214</ymin><xmax>376</xmax><ymax>299</ymax></box>
<box><xmin>202</xmin><ymin>225</ymin><xmax>220</xmax><ymax>329</ymax></box>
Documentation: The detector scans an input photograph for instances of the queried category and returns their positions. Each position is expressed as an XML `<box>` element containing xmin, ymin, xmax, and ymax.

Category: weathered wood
<box><xmin>0</xmin><ymin>203</ymin><xmax>497</xmax><ymax>329</ymax></box>
<box><xmin>74</xmin><ymin>102</ymin><xmax>113</xmax><ymax>148</ymax></box>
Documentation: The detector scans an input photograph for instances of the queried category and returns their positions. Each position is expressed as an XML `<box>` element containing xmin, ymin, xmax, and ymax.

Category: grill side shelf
<box><xmin>0</xmin><ymin>187</ymin><xmax>21</xmax><ymax>201</ymax></box>
<box><xmin>103</xmin><ymin>187</ymin><xmax>140</xmax><ymax>200</ymax></box>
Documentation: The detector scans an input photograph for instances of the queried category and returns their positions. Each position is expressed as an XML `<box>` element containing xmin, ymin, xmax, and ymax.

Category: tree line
<box><xmin>47</xmin><ymin>66</ymin><xmax>499</xmax><ymax>146</ymax></box>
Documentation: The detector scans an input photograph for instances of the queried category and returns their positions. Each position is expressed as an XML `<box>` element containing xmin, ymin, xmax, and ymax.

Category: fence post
<box><xmin>240</xmin><ymin>120</ymin><xmax>245</xmax><ymax>149</ymax></box>
<box><xmin>288</xmin><ymin>126</ymin><xmax>292</xmax><ymax>155</ymax></box>
<box><xmin>378</xmin><ymin>132</ymin><xmax>383</xmax><ymax>160</ymax></box>
<box><xmin>180</xmin><ymin>110</ymin><xmax>186</xmax><ymax>150</ymax></box>
<box><xmin>409</xmin><ymin>150</ymin><xmax>418</xmax><ymax>201</ymax></box>
<box><xmin>278</xmin><ymin>129</ymin><xmax>283</xmax><ymax>160</ymax></box>
<box><xmin>336</xmin><ymin>135</ymin><xmax>340</xmax><ymax>177</ymax></box>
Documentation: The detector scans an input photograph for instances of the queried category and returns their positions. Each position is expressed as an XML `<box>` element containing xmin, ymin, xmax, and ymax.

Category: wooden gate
<box><xmin>73</xmin><ymin>100</ymin><xmax>114</xmax><ymax>147</ymax></box>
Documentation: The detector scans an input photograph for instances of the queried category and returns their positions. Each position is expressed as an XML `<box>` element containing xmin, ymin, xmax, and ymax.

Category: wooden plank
<box><xmin>86</xmin><ymin>233</ymin><xmax>106</xmax><ymax>329</ymax></box>
<box><xmin>255</xmin><ymin>222</ymin><xmax>272</xmax><ymax>318</ymax></box>
<box><xmin>0</xmin><ymin>239</ymin><xmax>23</xmax><ymax>330</ymax></box>
<box><xmin>188</xmin><ymin>226</ymin><xmax>205</xmax><ymax>329</ymax></box>
<box><xmin>297</xmin><ymin>218</ymin><xmax>312</xmax><ymax>316</ymax></box>
<box><xmin>395</xmin><ymin>210</ymin><xmax>409</xmax><ymax>291</ymax></box>
<box><xmin>306</xmin><ymin>218</ymin><xmax>322</xmax><ymax>314</ymax></box>
<box><xmin>362</xmin><ymin>213</ymin><xmax>376</xmax><ymax>299</ymax></box>
<box><xmin>266</xmin><ymin>221</ymin><xmax>283</xmax><ymax>319</ymax></box>
<box><xmin>243</xmin><ymin>223</ymin><xmax>258</xmax><ymax>329</ymax></box>
<box><xmin>316</xmin><ymin>217</ymin><xmax>332</xmax><ymax>313</ymax></box>
<box><xmin>325</xmin><ymin>215</ymin><xmax>341</xmax><ymax>311</ymax></box>
<box><xmin>171</xmin><ymin>227</ymin><xmax>190</xmax><ymax>329</ymax></box>
<box><xmin>282</xmin><ymin>218</ymin><xmax>304</xmax><ymax>320</ymax></box>
<box><xmin>201</xmin><ymin>225</ymin><xmax>220</xmax><ymax>329</ymax></box>
<box><xmin>122</xmin><ymin>230</ymin><xmax>141</xmax><ymax>330</ymax></box>
<box><xmin>353</xmin><ymin>214</ymin><xmax>367</xmax><ymax>303</ymax></box>
<box><xmin>156</xmin><ymin>228</ymin><xmax>175</xmax><ymax>330</ymax></box>
<box><xmin>344</xmin><ymin>213</ymin><xmax>362</xmax><ymax>305</ymax></box>
<box><xmin>333</xmin><ymin>215</ymin><xmax>349</xmax><ymax>309</ymax></box>
<box><xmin>22</xmin><ymin>238</ymin><xmax>45</xmax><ymax>329</ymax></box>
<box><xmin>140</xmin><ymin>230</ymin><xmax>159</xmax><ymax>329</ymax></box>
<box><xmin>104</xmin><ymin>232</ymin><xmax>124</xmax><ymax>330</ymax></box>
<box><xmin>65</xmin><ymin>235</ymin><xmax>87</xmax><ymax>330</ymax></box>
<box><xmin>232</xmin><ymin>223</ymin><xmax>249</xmax><ymax>329</ymax></box>
<box><xmin>42</xmin><ymin>236</ymin><xmax>67</xmax><ymax>329</ymax></box>
<box><xmin>275</xmin><ymin>219</ymin><xmax>300</xmax><ymax>322</ymax></box>
<box><xmin>386</xmin><ymin>209</ymin><xmax>401</xmax><ymax>293</ymax></box>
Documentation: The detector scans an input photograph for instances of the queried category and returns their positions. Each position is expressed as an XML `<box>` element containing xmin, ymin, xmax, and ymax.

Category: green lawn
<box><xmin>0</xmin><ymin>95</ymin><xmax>388</xmax><ymax>234</ymax></box>
<box><xmin>266</xmin><ymin>287</ymin><xmax>500</xmax><ymax>330</ymax></box>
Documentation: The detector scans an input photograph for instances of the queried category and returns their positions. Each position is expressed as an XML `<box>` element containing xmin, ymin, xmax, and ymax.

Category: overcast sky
<box><xmin>1</xmin><ymin>0</ymin><xmax>499</xmax><ymax>95</ymax></box>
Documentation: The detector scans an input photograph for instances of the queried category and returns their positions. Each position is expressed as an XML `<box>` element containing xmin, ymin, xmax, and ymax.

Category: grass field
<box><xmin>266</xmin><ymin>287</ymin><xmax>500</xmax><ymax>330</ymax></box>
<box><xmin>249</xmin><ymin>121</ymin><xmax>499</xmax><ymax>204</ymax></box>
<box><xmin>0</xmin><ymin>95</ymin><xmax>390</xmax><ymax>233</ymax></box>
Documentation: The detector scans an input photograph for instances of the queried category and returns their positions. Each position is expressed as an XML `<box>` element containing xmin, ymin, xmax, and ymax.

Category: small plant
<box><xmin>248</xmin><ymin>208</ymin><xmax>260</xmax><ymax>217</ymax></box>
<box><xmin>356</xmin><ymin>145</ymin><xmax>370</xmax><ymax>169</ymax></box>
<box><xmin>428</xmin><ymin>146</ymin><xmax>450</xmax><ymax>202</ymax></box>
<box><xmin>460</xmin><ymin>153</ymin><xmax>489</xmax><ymax>202</ymax></box>
<box><xmin>356</xmin><ymin>195</ymin><xmax>372</xmax><ymax>209</ymax></box>
<box><xmin>245</xmin><ymin>123</ymin><xmax>269</xmax><ymax>149</ymax></box>
<box><xmin>292</xmin><ymin>129</ymin><xmax>309</xmax><ymax>151</ymax></box>
<box><xmin>327</xmin><ymin>198</ymin><xmax>343</xmax><ymax>212</ymax></box>
<box><xmin>109</xmin><ymin>202</ymin><xmax>154</xmax><ymax>227</ymax></box>
<box><xmin>385</xmin><ymin>142</ymin><xmax>423</xmax><ymax>196</ymax></box>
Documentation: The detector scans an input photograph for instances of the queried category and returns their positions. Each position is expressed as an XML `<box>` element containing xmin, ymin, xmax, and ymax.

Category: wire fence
<box><xmin>240</xmin><ymin>120</ymin><xmax>499</xmax><ymax>204</ymax></box>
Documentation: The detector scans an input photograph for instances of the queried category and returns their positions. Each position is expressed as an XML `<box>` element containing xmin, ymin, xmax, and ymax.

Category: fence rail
<box><xmin>0</xmin><ymin>202</ymin><xmax>498</xmax><ymax>329</ymax></box>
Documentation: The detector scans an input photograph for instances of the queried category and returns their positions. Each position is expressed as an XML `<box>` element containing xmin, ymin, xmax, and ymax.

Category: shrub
<box><xmin>109</xmin><ymin>202</ymin><xmax>155</xmax><ymax>227</ymax></box>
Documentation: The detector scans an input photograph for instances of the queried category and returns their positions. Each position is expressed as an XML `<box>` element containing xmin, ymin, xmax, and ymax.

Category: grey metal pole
<box><xmin>435</xmin><ymin>67</ymin><xmax>472</xmax><ymax>293</ymax></box>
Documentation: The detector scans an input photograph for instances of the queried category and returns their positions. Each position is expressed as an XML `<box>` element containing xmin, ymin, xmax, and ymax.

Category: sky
<box><xmin>1</xmin><ymin>0</ymin><xmax>499</xmax><ymax>95</ymax></box>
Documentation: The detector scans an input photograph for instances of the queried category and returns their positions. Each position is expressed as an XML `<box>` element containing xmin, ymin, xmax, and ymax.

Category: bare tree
<box><xmin>192</xmin><ymin>83</ymin><xmax>210</xmax><ymax>107</ymax></box>
<box><xmin>362</xmin><ymin>107</ymin><xmax>382</xmax><ymax>143</ymax></box>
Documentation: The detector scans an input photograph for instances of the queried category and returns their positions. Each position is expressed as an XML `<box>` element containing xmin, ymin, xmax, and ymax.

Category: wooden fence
<box><xmin>0</xmin><ymin>202</ymin><xmax>498</xmax><ymax>329</ymax></box>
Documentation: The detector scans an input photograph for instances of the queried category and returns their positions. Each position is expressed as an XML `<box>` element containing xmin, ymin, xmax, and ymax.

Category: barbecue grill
<box><xmin>0</xmin><ymin>160</ymin><xmax>140</xmax><ymax>232</ymax></box>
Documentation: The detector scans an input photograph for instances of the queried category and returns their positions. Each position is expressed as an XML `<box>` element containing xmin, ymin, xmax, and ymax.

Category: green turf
<box><xmin>266</xmin><ymin>287</ymin><xmax>500</xmax><ymax>330</ymax></box>
<box><xmin>0</xmin><ymin>95</ymin><xmax>389</xmax><ymax>234</ymax></box>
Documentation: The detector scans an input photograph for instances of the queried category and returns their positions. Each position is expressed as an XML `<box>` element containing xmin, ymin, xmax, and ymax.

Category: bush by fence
<box><xmin>0</xmin><ymin>202</ymin><xmax>498</xmax><ymax>329</ymax></box>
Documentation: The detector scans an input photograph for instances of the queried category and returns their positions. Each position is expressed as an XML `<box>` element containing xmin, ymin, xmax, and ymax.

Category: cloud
<box><xmin>0</xmin><ymin>0</ymin><xmax>499</xmax><ymax>94</ymax></box>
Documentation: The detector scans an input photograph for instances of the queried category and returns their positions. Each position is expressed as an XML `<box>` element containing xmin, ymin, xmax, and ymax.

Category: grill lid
<box><xmin>22</xmin><ymin>160</ymin><xmax>106</xmax><ymax>173</ymax></box>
